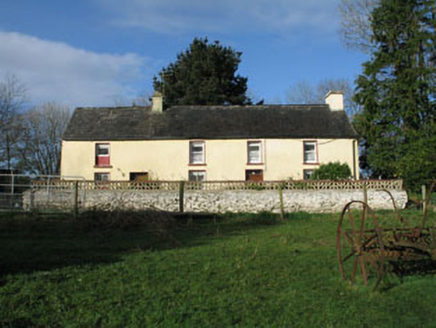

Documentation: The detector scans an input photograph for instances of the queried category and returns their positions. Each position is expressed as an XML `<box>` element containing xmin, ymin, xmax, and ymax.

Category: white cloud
<box><xmin>99</xmin><ymin>0</ymin><xmax>339</xmax><ymax>36</ymax></box>
<box><xmin>0</xmin><ymin>31</ymin><xmax>148</xmax><ymax>107</ymax></box>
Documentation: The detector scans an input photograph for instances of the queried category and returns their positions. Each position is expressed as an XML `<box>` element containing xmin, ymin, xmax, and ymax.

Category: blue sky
<box><xmin>1</xmin><ymin>0</ymin><xmax>367</xmax><ymax>107</ymax></box>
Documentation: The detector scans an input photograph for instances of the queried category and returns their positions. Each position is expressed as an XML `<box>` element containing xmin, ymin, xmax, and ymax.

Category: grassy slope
<box><xmin>1</xmin><ymin>211</ymin><xmax>436</xmax><ymax>327</ymax></box>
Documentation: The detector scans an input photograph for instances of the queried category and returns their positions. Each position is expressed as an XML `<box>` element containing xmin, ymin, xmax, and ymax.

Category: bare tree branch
<box><xmin>338</xmin><ymin>0</ymin><xmax>379</xmax><ymax>54</ymax></box>
<box><xmin>20</xmin><ymin>103</ymin><xmax>71</xmax><ymax>175</ymax></box>
<box><xmin>285</xmin><ymin>80</ymin><xmax>318</xmax><ymax>104</ymax></box>
<box><xmin>0</xmin><ymin>74</ymin><xmax>27</xmax><ymax>170</ymax></box>
<box><xmin>111</xmin><ymin>91</ymin><xmax>152</xmax><ymax>107</ymax></box>
<box><xmin>285</xmin><ymin>78</ymin><xmax>361</xmax><ymax>118</ymax></box>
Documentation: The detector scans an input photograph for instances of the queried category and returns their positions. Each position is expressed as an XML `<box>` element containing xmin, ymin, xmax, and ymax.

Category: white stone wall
<box><xmin>23</xmin><ymin>189</ymin><xmax>408</xmax><ymax>213</ymax></box>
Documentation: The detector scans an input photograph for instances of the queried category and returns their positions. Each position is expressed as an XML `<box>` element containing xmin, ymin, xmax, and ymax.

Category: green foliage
<box><xmin>247</xmin><ymin>182</ymin><xmax>266</xmax><ymax>190</ymax></box>
<box><xmin>153</xmin><ymin>37</ymin><xmax>251</xmax><ymax>108</ymax></box>
<box><xmin>354</xmin><ymin>0</ymin><xmax>436</xmax><ymax>191</ymax></box>
<box><xmin>1</xmin><ymin>211</ymin><xmax>436</xmax><ymax>327</ymax></box>
<box><xmin>311</xmin><ymin>162</ymin><xmax>352</xmax><ymax>180</ymax></box>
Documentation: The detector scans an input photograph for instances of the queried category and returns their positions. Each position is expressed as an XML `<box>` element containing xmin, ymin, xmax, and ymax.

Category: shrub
<box><xmin>311</xmin><ymin>162</ymin><xmax>352</xmax><ymax>180</ymax></box>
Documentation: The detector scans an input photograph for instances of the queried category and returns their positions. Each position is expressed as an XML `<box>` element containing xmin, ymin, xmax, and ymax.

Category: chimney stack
<box><xmin>151</xmin><ymin>92</ymin><xmax>163</xmax><ymax>113</ymax></box>
<box><xmin>325</xmin><ymin>91</ymin><xmax>344</xmax><ymax>111</ymax></box>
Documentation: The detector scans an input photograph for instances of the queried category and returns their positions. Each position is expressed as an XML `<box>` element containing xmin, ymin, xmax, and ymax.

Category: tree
<box><xmin>354</xmin><ymin>0</ymin><xmax>436</xmax><ymax>190</ymax></box>
<box><xmin>19</xmin><ymin>103</ymin><xmax>70</xmax><ymax>175</ymax></box>
<box><xmin>286</xmin><ymin>78</ymin><xmax>360</xmax><ymax>117</ymax></box>
<box><xmin>338</xmin><ymin>0</ymin><xmax>379</xmax><ymax>53</ymax></box>
<box><xmin>112</xmin><ymin>91</ymin><xmax>151</xmax><ymax>107</ymax></box>
<box><xmin>0</xmin><ymin>75</ymin><xmax>27</xmax><ymax>170</ymax></box>
<box><xmin>153</xmin><ymin>37</ymin><xmax>251</xmax><ymax>108</ymax></box>
<box><xmin>285</xmin><ymin>80</ymin><xmax>318</xmax><ymax>104</ymax></box>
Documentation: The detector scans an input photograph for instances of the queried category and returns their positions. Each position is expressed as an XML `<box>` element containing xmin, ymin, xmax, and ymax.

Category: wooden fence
<box><xmin>31</xmin><ymin>179</ymin><xmax>404</xmax><ymax>191</ymax></box>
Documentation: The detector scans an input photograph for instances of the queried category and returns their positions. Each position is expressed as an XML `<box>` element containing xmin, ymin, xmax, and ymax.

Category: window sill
<box><xmin>189</xmin><ymin>163</ymin><xmax>207</xmax><ymax>166</ymax></box>
<box><xmin>94</xmin><ymin>165</ymin><xmax>113</xmax><ymax>168</ymax></box>
<box><xmin>303</xmin><ymin>162</ymin><xmax>319</xmax><ymax>166</ymax></box>
<box><xmin>246</xmin><ymin>162</ymin><xmax>264</xmax><ymax>166</ymax></box>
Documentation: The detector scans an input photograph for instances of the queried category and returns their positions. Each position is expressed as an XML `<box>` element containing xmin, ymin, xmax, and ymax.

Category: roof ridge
<box><xmin>76</xmin><ymin>106</ymin><xmax>151</xmax><ymax>110</ymax></box>
<box><xmin>168</xmin><ymin>104</ymin><xmax>328</xmax><ymax>110</ymax></box>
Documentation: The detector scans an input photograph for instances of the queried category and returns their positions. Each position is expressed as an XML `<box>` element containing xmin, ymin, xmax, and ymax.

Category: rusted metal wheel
<box><xmin>337</xmin><ymin>201</ymin><xmax>385</xmax><ymax>290</ymax></box>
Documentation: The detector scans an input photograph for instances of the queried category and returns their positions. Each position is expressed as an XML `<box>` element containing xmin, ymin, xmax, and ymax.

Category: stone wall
<box><xmin>23</xmin><ymin>188</ymin><xmax>408</xmax><ymax>213</ymax></box>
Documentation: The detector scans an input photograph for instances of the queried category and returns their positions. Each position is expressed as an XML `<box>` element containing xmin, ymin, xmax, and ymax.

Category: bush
<box><xmin>311</xmin><ymin>162</ymin><xmax>352</xmax><ymax>180</ymax></box>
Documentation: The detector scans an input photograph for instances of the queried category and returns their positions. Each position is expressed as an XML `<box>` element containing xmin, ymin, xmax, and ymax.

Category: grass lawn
<box><xmin>1</xmin><ymin>210</ymin><xmax>436</xmax><ymax>327</ymax></box>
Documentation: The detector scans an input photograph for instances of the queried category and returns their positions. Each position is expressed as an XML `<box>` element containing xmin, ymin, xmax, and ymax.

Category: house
<box><xmin>61</xmin><ymin>91</ymin><xmax>359</xmax><ymax>182</ymax></box>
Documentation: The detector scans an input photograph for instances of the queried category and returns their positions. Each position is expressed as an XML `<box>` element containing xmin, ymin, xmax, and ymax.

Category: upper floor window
<box><xmin>303</xmin><ymin>141</ymin><xmax>317</xmax><ymax>164</ymax></box>
<box><xmin>247</xmin><ymin>141</ymin><xmax>262</xmax><ymax>164</ymax></box>
<box><xmin>95</xmin><ymin>143</ymin><xmax>110</xmax><ymax>166</ymax></box>
<box><xmin>189</xmin><ymin>141</ymin><xmax>205</xmax><ymax>165</ymax></box>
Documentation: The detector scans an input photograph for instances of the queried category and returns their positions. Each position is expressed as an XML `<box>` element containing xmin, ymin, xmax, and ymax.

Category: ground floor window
<box><xmin>245</xmin><ymin>170</ymin><xmax>264</xmax><ymax>182</ymax></box>
<box><xmin>189</xmin><ymin>170</ymin><xmax>206</xmax><ymax>182</ymax></box>
<box><xmin>94</xmin><ymin>172</ymin><xmax>110</xmax><ymax>188</ymax></box>
<box><xmin>303</xmin><ymin>169</ymin><xmax>314</xmax><ymax>180</ymax></box>
<box><xmin>95</xmin><ymin>172</ymin><xmax>110</xmax><ymax>182</ymax></box>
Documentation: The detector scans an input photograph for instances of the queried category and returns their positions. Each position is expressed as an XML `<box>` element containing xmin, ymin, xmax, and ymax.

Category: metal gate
<box><xmin>0</xmin><ymin>174</ymin><xmax>85</xmax><ymax>213</ymax></box>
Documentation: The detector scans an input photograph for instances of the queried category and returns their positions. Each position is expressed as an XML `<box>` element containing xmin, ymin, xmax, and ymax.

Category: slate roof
<box><xmin>63</xmin><ymin>105</ymin><xmax>358</xmax><ymax>141</ymax></box>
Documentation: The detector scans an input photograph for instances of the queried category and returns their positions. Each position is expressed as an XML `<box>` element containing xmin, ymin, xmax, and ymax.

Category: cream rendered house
<box><xmin>61</xmin><ymin>92</ymin><xmax>359</xmax><ymax>182</ymax></box>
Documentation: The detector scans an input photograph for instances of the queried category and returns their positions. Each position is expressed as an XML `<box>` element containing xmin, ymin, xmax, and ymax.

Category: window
<box><xmin>303</xmin><ymin>169</ymin><xmax>314</xmax><ymax>180</ymax></box>
<box><xmin>247</xmin><ymin>141</ymin><xmax>262</xmax><ymax>164</ymax></box>
<box><xmin>95</xmin><ymin>143</ymin><xmax>110</xmax><ymax>166</ymax></box>
<box><xmin>189</xmin><ymin>170</ymin><xmax>206</xmax><ymax>182</ymax></box>
<box><xmin>303</xmin><ymin>141</ymin><xmax>317</xmax><ymax>164</ymax></box>
<box><xmin>189</xmin><ymin>141</ymin><xmax>205</xmax><ymax>164</ymax></box>
<box><xmin>94</xmin><ymin>172</ymin><xmax>110</xmax><ymax>182</ymax></box>
<box><xmin>245</xmin><ymin>170</ymin><xmax>264</xmax><ymax>182</ymax></box>
<box><xmin>94</xmin><ymin>172</ymin><xmax>110</xmax><ymax>189</ymax></box>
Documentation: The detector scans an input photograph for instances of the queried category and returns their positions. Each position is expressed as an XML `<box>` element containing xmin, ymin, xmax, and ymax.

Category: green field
<box><xmin>1</xmin><ymin>210</ymin><xmax>436</xmax><ymax>327</ymax></box>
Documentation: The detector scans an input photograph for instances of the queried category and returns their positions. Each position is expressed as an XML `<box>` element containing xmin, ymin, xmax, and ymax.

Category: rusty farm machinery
<box><xmin>337</xmin><ymin>188</ymin><xmax>436</xmax><ymax>290</ymax></box>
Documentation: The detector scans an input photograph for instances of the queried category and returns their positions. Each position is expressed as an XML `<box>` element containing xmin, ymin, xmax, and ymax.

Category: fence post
<box><xmin>422</xmin><ymin>185</ymin><xmax>426</xmax><ymax>215</ymax></box>
<box><xmin>363</xmin><ymin>184</ymin><xmax>368</xmax><ymax>204</ymax></box>
<box><xmin>74</xmin><ymin>181</ymin><xmax>79</xmax><ymax>219</ymax></box>
<box><xmin>362</xmin><ymin>184</ymin><xmax>368</xmax><ymax>218</ymax></box>
<box><xmin>179</xmin><ymin>181</ymin><xmax>185</xmax><ymax>213</ymax></box>
<box><xmin>29</xmin><ymin>181</ymin><xmax>34</xmax><ymax>212</ymax></box>
<box><xmin>278</xmin><ymin>185</ymin><xmax>284</xmax><ymax>220</ymax></box>
<box><xmin>11</xmin><ymin>171</ymin><xmax>15</xmax><ymax>195</ymax></box>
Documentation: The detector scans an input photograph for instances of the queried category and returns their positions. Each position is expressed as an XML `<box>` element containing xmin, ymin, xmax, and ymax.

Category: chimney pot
<box><xmin>151</xmin><ymin>92</ymin><xmax>163</xmax><ymax>113</ymax></box>
<box><xmin>325</xmin><ymin>91</ymin><xmax>344</xmax><ymax>111</ymax></box>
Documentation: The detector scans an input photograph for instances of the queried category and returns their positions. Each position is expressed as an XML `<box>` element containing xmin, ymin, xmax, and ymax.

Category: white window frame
<box><xmin>247</xmin><ymin>141</ymin><xmax>262</xmax><ymax>164</ymax></box>
<box><xmin>94</xmin><ymin>172</ymin><xmax>110</xmax><ymax>182</ymax></box>
<box><xmin>189</xmin><ymin>170</ymin><xmax>206</xmax><ymax>182</ymax></box>
<box><xmin>189</xmin><ymin>141</ymin><xmax>205</xmax><ymax>165</ymax></box>
<box><xmin>303</xmin><ymin>141</ymin><xmax>317</xmax><ymax>164</ymax></box>
<box><xmin>303</xmin><ymin>169</ymin><xmax>314</xmax><ymax>180</ymax></box>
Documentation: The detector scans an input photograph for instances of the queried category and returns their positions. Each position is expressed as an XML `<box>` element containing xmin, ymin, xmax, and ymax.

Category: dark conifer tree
<box><xmin>354</xmin><ymin>0</ymin><xmax>436</xmax><ymax>189</ymax></box>
<box><xmin>153</xmin><ymin>37</ymin><xmax>251</xmax><ymax>108</ymax></box>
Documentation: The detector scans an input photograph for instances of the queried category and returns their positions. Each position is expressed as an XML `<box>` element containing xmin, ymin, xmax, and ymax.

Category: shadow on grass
<box><xmin>0</xmin><ymin>210</ymin><xmax>294</xmax><ymax>280</ymax></box>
